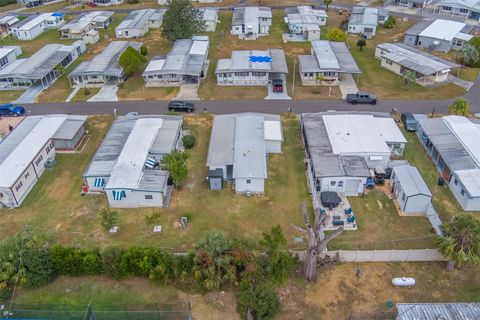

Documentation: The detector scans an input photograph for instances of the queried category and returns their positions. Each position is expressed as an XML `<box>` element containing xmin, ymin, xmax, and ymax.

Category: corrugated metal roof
<box><xmin>150</xmin><ymin>119</ymin><xmax>181</xmax><ymax>155</ymax></box>
<box><xmin>393</xmin><ymin>165</ymin><xmax>432</xmax><ymax>197</ymax></box>
<box><xmin>349</xmin><ymin>7</ymin><xmax>383</xmax><ymax>26</ymax></box>
<box><xmin>12</xmin><ymin>12</ymin><xmax>52</xmax><ymax>30</ymax></box>
<box><xmin>455</xmin><ymin>169</ymin><xmax>480</xmax><ymax>197</ymax></box>
<box><xmin>232</xmin><ymin>6</ymin><xmax>271</xmax><ymax>26</ymax></box>
<box><xmin>419</xmin><ymin>19</ymin><xmax>468</xmax><ymax>41</ymax></box>
<box><xmin>396</xmin><ymin>303</ymin><xmax>480</xmax><ymax>320</ymax></box>
<box><xmin>116</xmin><ymin>9</ymin><xmax>165</xmax><ymax>31</ymax></box>
<box><xmin>443</xmin><ymin>115</ymin><xmax>480</xmax><ymax>166</ymax></box>
<box><xmin>286</xmin><ymin>6</ymin><xmax>326</xmax><ymax>26</ymax></box>
<box><xmin>377</xmin><ymin>42</ymin><xmax>459</xmax><ymax>75</ymax></box>
<box><xmin>60</xmin><ymin>11</ymin><xmax>114</xmax><ymax>32</ymax></box>
<box><xmin>215</xmin><ymin>49</ymin><xmax>287</xmax><ymax>73</ymax></box>
<box><xmin>199</xmin><ymin>7</ymin><xmax>218</xmax><ymax>22</ymax></box>
<box><xmin>299</xmin><ymin>41</ymin><xmax>361</xmax><ymax>74</ymax></box>
<box><xmin>53</xmin><ymin>115</ymin><xmax>88</xmax><ymax>140</ymax></box>
<box><xmin>234</xmin><ymin>115</ymin><xmax>267</xmax><ymax>179</ymax></box>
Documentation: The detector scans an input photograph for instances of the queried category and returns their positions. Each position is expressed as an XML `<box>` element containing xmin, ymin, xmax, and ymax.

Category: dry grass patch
<box><xmin>0</xmin><ymin>90</ymin><xmax>23</xmax><ymax>103</ymax></box>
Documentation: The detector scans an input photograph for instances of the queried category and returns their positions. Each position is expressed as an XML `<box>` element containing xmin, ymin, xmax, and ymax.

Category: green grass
<box><xmin>0</xmin><ymin>114</ymin><xmax>310</xmax><ymax>249</ymax></box>
<box><xmin>0</xmin><ymin>90</ymin><xmax>23</xmax><ymax>103</ymax></box>
<box><xmin>401</xmin><ymin>128</ymin><xmax>480</xmax><ymax>221</ymax></box>
<box><xmin>71</xmin><ymin>87</ymin><xmax>101</xmax><ymax>102</ymax></box>
<box><xmin>455</xmin><ymin>67</ymin><xmax>479</xmax><ymax>82</ymax></box>
<box><xmin>328</xmin><ymin>190</ymin><xmax>437</xmax><ymax>250</ymax></box>
<box><xmin>22</xmin><ymin>0</ymin><xmax>69</xmax><ymax>13</ymax></box>
<box><xmin>0</xmin><ymin>29</ymin><xmax>72</xmax><ymax>56</ymax></box>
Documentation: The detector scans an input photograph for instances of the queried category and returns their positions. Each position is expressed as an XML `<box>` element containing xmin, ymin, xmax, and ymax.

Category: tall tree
<box><xmin>160</xmin><ymin>150</ymin><xmax>189</xmax><ymax>187</ymax></box>
<box><xmin>402</xmin><ymin>70</ymin><xmax>416</xmax><ymax>90</ymax></box>
<box><xmin>356</xmin><ymin>38</ymin><xmax>367</xmax><ymax>52</ymax></box>
<box><xmin>260</xmin><ymin>226</ymin><xmax>296</xmax><ymax>284</ymax></box>
<box><xmin>323</xmin><ymin>0</ymin><xmax>332</xmax><ymax>11</ymax></box>
<box><xmin>119</xmin><ymin>46</ymin><xmax>147</xmax><ymax>77</ymax></box>
<box><xmin>436</xmin><ymin>214</ymin><xmax>480</xmax><ymax>270</ymax></box>
<box><xmin>162</xmin><ymin>0</ymin><xmax>206</xmax><ymax>41</ymax></box>
<box><xmin>302</xmin><ymin>203</ymin><xmax>343</xmax><ymax>282</ymax></box>
<box><xmin>448</xmin><ymin>98</ymin><xmax>470</xmax><ymax>116</ymax></box>
<box><xmin>460</xmin><ymin>43</ymin><xmax>479</xmax><ymax>68</ymax></box>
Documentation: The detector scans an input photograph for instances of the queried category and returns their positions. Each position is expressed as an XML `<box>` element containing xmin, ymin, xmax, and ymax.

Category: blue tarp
<box><xmin>249</xmin><ymin>56</ymin><xmax>272</xmax><ymax>63</ymax></box>
<box><xmin>52</xmin><ymin>12</ymin><xmax>65</xmax><ymax>17</ymax></box>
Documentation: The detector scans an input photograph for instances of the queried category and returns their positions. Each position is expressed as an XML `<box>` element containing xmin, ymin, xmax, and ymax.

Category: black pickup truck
<box><xmin>346</xmin><ymin>92</ymin><xmax>377</xmax><ymax>105</ymax></box>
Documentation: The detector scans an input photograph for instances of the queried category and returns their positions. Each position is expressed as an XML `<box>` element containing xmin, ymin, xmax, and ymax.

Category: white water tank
<box><xmin>392</xmin><ymin>277</ymin><xmax>416</xmax><ymax>287</ymax></box>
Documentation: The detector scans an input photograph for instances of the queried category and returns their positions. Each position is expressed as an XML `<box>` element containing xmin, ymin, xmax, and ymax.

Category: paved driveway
<box><xmin>13</xmin><ymin>83</ymin><xmax>44</xmax><ymax>104</ymax></box>
<box><xmin>87</xmin><ymin>85</ymin><xmax>119</xmax><ymax>102</ymax></box>
<box><xmin>338</xmin><ymin>74</ymin><xmax>358</xmax><ymax>99</ymax></box>
<box><xmin>175</xmin><ymin>84</ymin><xmax>200</xmax><ymax>100</ymax></box>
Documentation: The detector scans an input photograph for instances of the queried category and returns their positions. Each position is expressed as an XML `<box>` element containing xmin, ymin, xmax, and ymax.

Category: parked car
<box><xmin>168</xmin><ymin>101</ymin><xmax>195</xmax><ymax>113</ymax></box>
<box><xmin>0</xmin><ymin>104</ymin><xmax>25</xmax><ymax>117</ymax></box>
<box><xmin>88</xmin><ymin>2</ymin><xmax>97</xmax><ymax>7</ymax></box>
<box><xmin>401</xmin><ymin>112</ymin><xmax>417</xmax><ymax>132</ymax></box>
<box><xmin>272</xmin><ymin>79</ymin><xmax>283</xmax><ymax>93</ymax></box>
<box><xmin>346</xmin><ymin>92</ymin><xmax>377</xmax><ymax>105</ymax></box>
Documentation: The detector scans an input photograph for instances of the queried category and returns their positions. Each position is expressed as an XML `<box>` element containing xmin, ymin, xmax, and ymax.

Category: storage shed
<box><xmin>391</xmin><ymin>165</ymin><xmax>432</xmax><ymax>214</ymax></box>
<box><xmin>208</xmin><ymin>169</ymin><xmax>224</xmax><ymax>190</ymax></box>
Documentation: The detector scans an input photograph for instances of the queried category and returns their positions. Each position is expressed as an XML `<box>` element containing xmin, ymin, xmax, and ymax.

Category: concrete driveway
<box><xmin>338</xmin><ymin>74</ymin><xmax>359</xmax><ymax>99</ymax></box>
<box><xmin>13</xmin><ymin>83</ymin><xmax>44</xmax><ymax>104</ymax></box>
<box><xmin>175</xmin><ymin>84</ymin><xmax>200</xmax><ymax>100</ymax></box>
<box><xmin>87</xmin><ymin>85</ymin><xmax>119</xmax><ymax>102</ymax></box>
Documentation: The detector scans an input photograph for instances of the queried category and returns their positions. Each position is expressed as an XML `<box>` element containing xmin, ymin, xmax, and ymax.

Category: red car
<box><xmin>272</xmin><ymin>79</ymin><xmax>283</xmax><ymax>93</ymax></box>
<box><xmin>88</xmin><ymin>2</ymin><xmax>97</xmax><ymax>7</ymax></box>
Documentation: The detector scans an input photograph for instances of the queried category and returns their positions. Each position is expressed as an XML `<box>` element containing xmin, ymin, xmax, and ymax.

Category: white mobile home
<box><xmin>348</xmin><ymin>7</ymin><xmax>389</xmax><ymax>39</ymax></box>
<box><xmin>391</xmin><ymin>165</ymin><xmax>432</xmax><ymax>214</ymax></box>
<box><xmin>83</xmin><ymin>115</ymin><xmax>183</xmax><ymax>208</ymax></box>
<box><xmin>115</xmin><ymin>9</ymin><xmax>166</xmax><ymax>38</ymax></box>
<box><xmin>0</xmin><ymin>115</ymin><xmax>87</xmax><ymax>208</ymax></box>
<box><xmin>298</xmin><ymin>40</ymin><xmax>361</xmax><ymax>86</ymax></box>
<box><xmin>200</xmin><ymin>8</ymin><xmax>219</xmax><ymax>32</ymax></box>
<box><xmin>231</xmin><ymin>7</ymin><xmax>272</xmax><ymax>40</ymax></box>
<box><xmin>11</xmin><ymin>12</ymin><xmax>64</xmax><ymax>40</ymax></box>
<box><xmin>69</xmin><ymin>41</ymin><xmax>142</xmax><ymax>87</ymax></box>
<box><xmin>215</xmin><ymin>49</ymin><xmax>288</xmax><ymax>87</ymax></box>
<box><xmin>416</xmin><ymin>115</ymin><xmax>480</xmax><ymax>211</ymax></box>
<box><xmin>0</xmin><ymin>41</ymin><xmax>86</xmax><ymax>90</ymax></box>
<box><xmin>301</xmin><ymin>112</ymin><xmax>407</xmax><ymax>202</ymax></box>
<box><xmin>206</xmin><ymin>113</ymin><xmax>283</xmax><ymax>194</ymax></box>
<box><xmin>142</xmin><ymin>36</ymin><xmax>208</xmax><ymax>86</ymax></box>
<box><xmin>0</xmin><ymin>46</ymin><xmax>22</xmax><ymax>69</ymax></box>
<box><xmin>59</xmin><ymin>11</ymin><xmax>114</xmax><ymax>40</ymax></box>
<box><xmin>434</xmin><ymin>0</ymin><xmax>480</xmax><ymax>21</ymax></box>
<box><xmin>285</xmin><ymin>6</ymin><xmax>327</xmax><ymax>41</ymax></box>
<box><xmin>375</xmin><ymin>42</ymin><xmax>460</xmax><ymax>85</ymax></box>
<box><xmin>93</xmin><ymin>0</ymin><xmax>124</xmax><ymax>6</ymax></box>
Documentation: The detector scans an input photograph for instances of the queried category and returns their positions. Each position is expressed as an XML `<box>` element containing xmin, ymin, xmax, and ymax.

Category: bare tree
<box><xmin>302</xmin><ymin>202</ymin><xmax>344</xmax><ymax>282</ymax></box>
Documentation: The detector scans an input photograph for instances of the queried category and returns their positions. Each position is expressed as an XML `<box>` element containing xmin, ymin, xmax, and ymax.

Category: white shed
<box><xmin>391</xmin><ymin>165</ymin><xmax>432</xmax><ymax>214</ymax></box>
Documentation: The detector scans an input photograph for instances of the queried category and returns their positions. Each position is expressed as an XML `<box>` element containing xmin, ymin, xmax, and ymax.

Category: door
<box><xmin>226</xmin><ymin>165</ymin><xmax>233</xmax><ymax>180</ymax></box>
<box><xmin>345</xmin><ymin>180</ymin><xmax>359</xmax><ymax>194</ymax></box>
<box><xmin>209</xmin><ymin>177</ymin><xmax>223</xmax><ymax>190</ymax></box>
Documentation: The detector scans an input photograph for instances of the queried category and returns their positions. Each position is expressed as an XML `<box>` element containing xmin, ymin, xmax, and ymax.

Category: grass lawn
<box><xmin>0</xmin><ymin>114</ymin><xmax>310</xmax><ymax>249</ymax></box>
<box><xmin>0</xmin><ymin>90</ymin><xmax>23</xmax><ymax>103</ymax></box>
<box><xmin>401</xmin><ymin>128</ymin><xmax>480</xmax><ymax>221</ymax></box>
<box><xmin>11</xmin><ymin>262</ymin><xmax>480</xmax><ymax>320</ymax></box>
<box><xmin>455</xmin><ymin>67</ymin><xmax>480</xmax><ymax>82</ymax></box>
<box><xmin>71</xmin><ymin>87</ymin><xmax>101</xmax><ymax>102</ymax></box>
<box><xmin>0</xmin><ymin>29</ymin><xmax>73</xmax><ymax>56</ymax></box>
<box><xmin>199</xmin><ymin>10</ymin><xmax>341</xmax><ymax>100</ymax></box>
<box><xmin>328</xmin><ymin>190</ymin><xmax>436</xmax><ymax>250</ymax></box>
<box><xmin>22</xmin><ymin>0</ymin><xmax>69</xmax><ymax>13</ymax></box>
<box><xmin>0</xmin><ymin>2</ymin><xmax>22</xmax><ymax>11</ymax></box>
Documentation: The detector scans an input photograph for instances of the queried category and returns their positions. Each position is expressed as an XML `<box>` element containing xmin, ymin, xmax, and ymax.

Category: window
<box><xmin>330</xmin><ymin>181</ymin><xmax>336</xmax><ymax>186</ymax></box>
<box><xmin>338</xmin><ymin>181</ymin><xmax>343</xmax><ymax>187</ymax></box>
<box><xmin>461</xmin><ymin>189</ymin><xmax>465</xmax><ymax>196</ymax></box>
<box><xmin>454</xmin><ymin>179</ymin><xmax>458</xmax><ymax>185</ymax></box>
<box><xmin>15</xmin><ymin>181</ymin><xmax>23</xmax><ymax>192</ymax></box>
<box><xmin>252</xmin><ymin>72</ymin><xmax>266</xmax><ymax>77</ymax></box>
<box><xmin>452</xmin><ymin>38</ymin><xmax>463</xmax><ymax>47</ymax></box>
<box><xmin>24</xmin><ymin>172</ymin><xmax>30</xmax><ymax>179</ymax></box>
<box><xmin>442</xmin><ymin>5</ymin><xmax>452</xmax><ymax>10</ymax></box>
<box><xmin>35</xmin><ymin>155</ymin><xmax>43</xmax><ymax>166</ymax></box>
<box><xmin>145</xmin><ymin>194</ymin><xmax>153</xmax><ymax>200</ymax></box>
<box><xmin>385</xmin><ymin>59</ymin><xmax>393</xmax><ymax>65</ymax></box>
<box><xmin>323</xmin><ymin>72</ymin><xmax>337</xmax><ymax>77</ymax></box>
<box><xmin>402</xmin><ymin>193</ymin><xmax>406</xmax><ymax>201</ymax></box>
<box><xmin>246</xmin><ymin>179</ymin><xmax>251</xmax><ymax>184</ymax></box>
<box><xmin>235</xmin><ymin>72</ymin><xmax>249</xmax><ymax>77</ymax></box>
<box><xmin>460</xmin><ymin>8</ymin><xmax>468</xmax><ymax>13</ymax></box>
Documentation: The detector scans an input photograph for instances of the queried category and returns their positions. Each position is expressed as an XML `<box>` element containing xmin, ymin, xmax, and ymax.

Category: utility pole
<box><xmin>291</xmin><ymin>58</ymin><xmax>296</xmax><ymax>103</ymax></box>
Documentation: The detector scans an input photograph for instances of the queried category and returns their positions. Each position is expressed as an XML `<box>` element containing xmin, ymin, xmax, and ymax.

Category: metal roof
<box><xmin>12</xmin><ymin>12</ymin><xmax>52</xmax><ymax>30</ymax></box>
<box><xmin>286</xmin><ymin>6</ymin><xmax>327</xmax><ymax>26</ymax></box>
<box><xmin>143</xmin><ymin>37</ymin><xmax>208</xmax><ymax>77</ymax></box>
<box><xmin>392</xmin><ymin>165</ymin><xmax>432</xmax><ymax>197</ymax></box>
<box><xmin>84</xmin><ymin>115</ymin><xmax>182</xmax><ymax>192</ymax></box>
<box><xmin>419</xmin><ymin>19</ymin><xmax>468</xmax><ymax>41</ymax></box>
<box><xmin>349</xmin><ymin>7</ymin><xmax>385</xmax><ymax>26</ymax></box>
<box><xmin>455</xmin><ymin>169</ymin><xmax>480</xmax><ymax>197</ymax></box>
<box><xmin>215</xmin><ymin>49</ymin><xmax>288</xmax><ymax>74</ymax></box>
<box><xmin>443</xmin><ymin>115</ymin><xmax>480</xmax><ymax>166</ymax></box>
<box><xmin>53</xmin><ymin>115</ymin><xmax>88</xmax><ymax>140</ymax></box>
<box><xmin>0</xmin><ymin>15</ymin><xmax>19</xmax><ymax>26</ymax></box>
<box><xmin>377</xmin><ymin>43</ymin><xmax>459</xmax><ymax>76</ymax></box>
<box><xmin>199</xmin><ymin>7</ymin><xmax>219</xmax><ymax>22</ymax></box>
<box><xmin>206</xmin><ymin>113</ymin><xmax>281</xmax><ymax>171</ymax></box>
<box><xmin>116</xmin><ymin>9</ymin><xmax>165</xmax><ymax>31</ymax></box>
<box><xmin>234</xmin><ymin>115</ymin><xmax>267</xmax><ymax>179</ymax></box>
<box><xmin>60</xmin><ymin>11</ymin><xmax>114</xmax><ymax>32</ymax></box>
<box><xmin>232</xmin><ymin>6</ymin><xmax>272</xmax><ymax>26</ymax></box>
<box><xmin>70</xmin><ymin>41</ymin><xmax>142</xmax><ymax>78</ymax></box>
<box><xmin>435</xmin><ymin>0</ymin><xmax>480</xmax><ymax>11</ymax></box>
<box><xmin>0</xmin><ymin>43</ymin><xmax>83</xmax><ymax>80</ymax></box>
<box><xmin>0</xmin><ymin>115</ymin><xmax>86</xmax><ymax>188</ymax></box>
<box><xmin>396</xmin><ymin>303</ymin><xmax>480</xmax><ymax>320</ymax></box>
<box><xmin>417</xmin><ymin>117</ymin><xmax>479</xmax><ymax>172</ymax></box>
<box><xmin>301</xmin><ymin>112</ymin><xmax>403</xmax><ymax>178</ymax></box>
<box><xmin>299</xmin><ymin>41</ymin><xmax>361</xmax><ymax>74</ymax></box>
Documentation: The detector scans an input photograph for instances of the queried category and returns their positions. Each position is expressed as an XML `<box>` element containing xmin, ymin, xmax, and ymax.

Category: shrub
<box><xmin>237</xmin><ymin>276</ymin><xmax>280</xmax><ymax>320</ymax></box>
<box><xmin>383</xmin><ymin>16</ymin><xmax>396</xmax><ymax>29</ymax></box>
<box><xmin>100</xmin><ymin>208</ymin><xmax>119</xmax><ymax>231</ymax></box>
<box><xmin>51</xmin><ymin>246</ymin><xmax>84</xmax><ymax>276</ymax></box>
<box><xmin>81</xmin><ymin>250</ymin><xmax>102</xmax><ymax>275</ymax></box>
<box><xmin>120</xmin><ymin>247</ymin><xmax>162</xmax><ymax>277</ymax></box>
<box><xmin>161</xmin><ymin>150</ymin><xmax>190</xmax><ymax>187</ymax></box>
<box><xmin>22</xmin><ymin>248</ymin><xmax>56</xmax><ymax>288</ymax></box>
<box><xmin>83</xmin><ymin>87</ymin><xmax>91</xmax><ymax>96</ymax></box>
<box><xmin>448</xmin><ymin>98</ymin><xmax>470</xmax><ymax>116</ymax></box>
<box><xmin>145</xmin><ymin>212</ymin><xmax>162</xmax><ymax>227</ymax></box>
<box><xmin>0</xmin><ymin>285</ymin><xmax>11</xmax><ymax>301</ymax></box>
<box><xmin>140</xmin><ymin>45</ymin><xmax>148</xmax><ymax>56</ymax></box>
<box><xmin>326</xmin><ymin>28</ymin><xmax>346</xmax><ymax>42</ymax></box>
<box><xmin>119</xmin><ymin>46</ymin><xmax>147</xmax><ymax>77</ymax></box>
<box><xmin>102</xmin><ymin>247</ymin><xmax>126</xmax><ymax>279</ymax></box>
<box><xmin>127</xmin><ymin>0</ymin><xmax>139</xmax><ymax>3</ymax></box>
<box><xmin>182</xmin><ymin>135</ymin><xmax>196</xmax><ymax>149</ymax></box>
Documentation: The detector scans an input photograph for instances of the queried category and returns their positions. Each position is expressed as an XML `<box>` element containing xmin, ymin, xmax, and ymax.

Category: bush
<box><xmin>383</xmin><ymin>16</ymin><xmax>396</xmax><ymax>29</ymax></box>
<box><xmin>237</xmin><ymin>276</ymin><xmax>280</xmax><ymax>320</ymax></box>
<box><xmin>102</xmin><ymin>247</ymin><xmax>126</xmax><ymax>279</ymax></box>
<box><xmin>83</xmin><ymin>87</ymin><xmax>91</xmax><ymax>96</ymax></box>
<box><xmin>182</xmin><ymin>135</ymin><xmax>196</xmax><ymax>149</ymax></box>
<box><xmin>120</xmin><ymin>247</ymin><xmax>162</xmax><ymax>277</ymax></box>
<box><xmin>81</xmin><ymin>250</ymin><xmax>102</xmax><ymax>275</ymax></box>
<box><xmin>326</xmin><ymin>28</ymin><xmax>346</xmax><ymax>42</ymax></box>
<box><xmin>119</xmin><ymin>46</ymin><xmax>147</xmax><ymax>77</ymax></box>
<box><xmin>140</xmin><ymin>45</ymin><xmax>148</xmax><ymax>56</ymax></box>
<box><xmin>22</xmin><ymin>248</ymin><xmax>56</xmax><ymax>288</ymax></box>
<box><xmin>51</xmin><ymin>247</ymin><xmax>101</xmax><ymax>276</ymax></box>
<box><xmin>145</xmin><ymin>212</ymin><xmax>162</xmax><ymax>227</ymax></box>
<box><xmin>100</xmin><ymin>208</ymin><xmax>118</xmax><ymax>231</ymax></box>
<box><xmin>0</xmin><ymin>285</ymin><xmax>11</xmax><ymax>301</ymax></box>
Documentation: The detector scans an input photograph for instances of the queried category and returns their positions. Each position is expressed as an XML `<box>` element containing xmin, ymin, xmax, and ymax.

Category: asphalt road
<box><xmin>23</xmin><ymin>98</ymin><xmax>457</xmax><ymax>116</ymax></box>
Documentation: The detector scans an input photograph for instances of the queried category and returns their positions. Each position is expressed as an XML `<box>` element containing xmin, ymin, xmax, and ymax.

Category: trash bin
<box><xmin>438</xmin><ymin>177</ymin><xmax>445</xmax><ymax>186</ymax></box>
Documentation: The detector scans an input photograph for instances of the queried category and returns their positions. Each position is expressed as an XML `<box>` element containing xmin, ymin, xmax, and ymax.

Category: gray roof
<box><xmin>234</xmin><ymin>115</ymin><xmax>267</xmax><ymax>179</ymax></box>
<box><xmin>435</xmin><ymin>0</ymin><xmax>480</xmax><ymax>11</ymax></box>
<box><xmin>418</xmin><ymin>117</ymin><xmax>479</xmax><ymax>172</ymax></box>
<box><xmin>405</xmin><ymin>18</ymin><xmax>473</xmax><ymax>37</ymax></box>
<box><xmin>60</xmin><ymin>11</ymin><xmax>113</xmax><ymax>32</ymax></box>
<box><xmin>232</xmin><ymin>6</ymin><xmax>272</xmax><ymax>26</ymax></box>
<box><xmin>116</xmin><ymin>9</ymin><xmax>165</xmax><ymax>31</ymax></box>
<box><xmin>199</xmin><ymin>7</ymin><xmax>219</xmax><ymax>22</ymax></box>
<box><xmin>138</xmin><ymin>170</ymin><xmax>168</xmax><ymax>192</ymax></box>
<box><xmin>349</xmin><ymin>7</ymin><xmax>386</xmax><ymax>26</ymax></box>
<box><xmin>0</xmin><ymin>43</ymin><xmax>82</xmax><ymax>80</ymax></box>
<box><xmin>377</xmin><ymin>43</ymin><xmax>460</xmax><ymax>76</ymax></box>
<box><xmin>53</xmin><ymin>115</ymin><xmax>88</xmax><ymax>140</ymax></box>
<box><xmin>206</xmin><ymin>113</ymin><xmax>280</xmax><ymax>171</ymax></box>
<box><xmin>392</xmin><ymin>165</ymin><xmax>432</xmax><ymax>197</ymax></box>
<box><xmin>69</xmin><ymin>41</ymin><xmax>142</xmax><ymax>78</ymax></box>
<box><xmin>396</xmin><ymin>303</ymin><xmax>480</xmax><ymax>320</ymax></box>
<box><xmin>299</xmin><ymin>41</ymin><xmax>361</xmax><ymax>74</ymax></box>
<box><xmin>301</xmin><ymin>112</ymin><xmax>370</xmax><ymax>178</ymax></box>
<box><xmin>84</xmin><ymin>114</ymin><xmax>182</xmax><ymax>179</ymax></box>
<box><xmin>216</xmin><ymin>49</ymin><xmax>288</xmax><ymax>74</ymax></box>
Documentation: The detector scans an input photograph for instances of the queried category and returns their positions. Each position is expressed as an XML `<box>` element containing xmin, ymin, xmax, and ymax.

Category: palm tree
<box><xmin>323</xmin><ymin>0</ymin><xmax>332</xmax><ymax>11</ymax></box>
<box><xmin>436</xmin><ymin>214</ymin><xmax>480</xmax><ymax>270</ymax></box>
<box><xmin>402</xmin><ymin>70</ymin><xmax>416</xmax><ymax>90</ymax></box>
<box><xmin>460</xmin><ymin>43</ymin><xmax>479</xmax><ymax>68</ymax></box>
